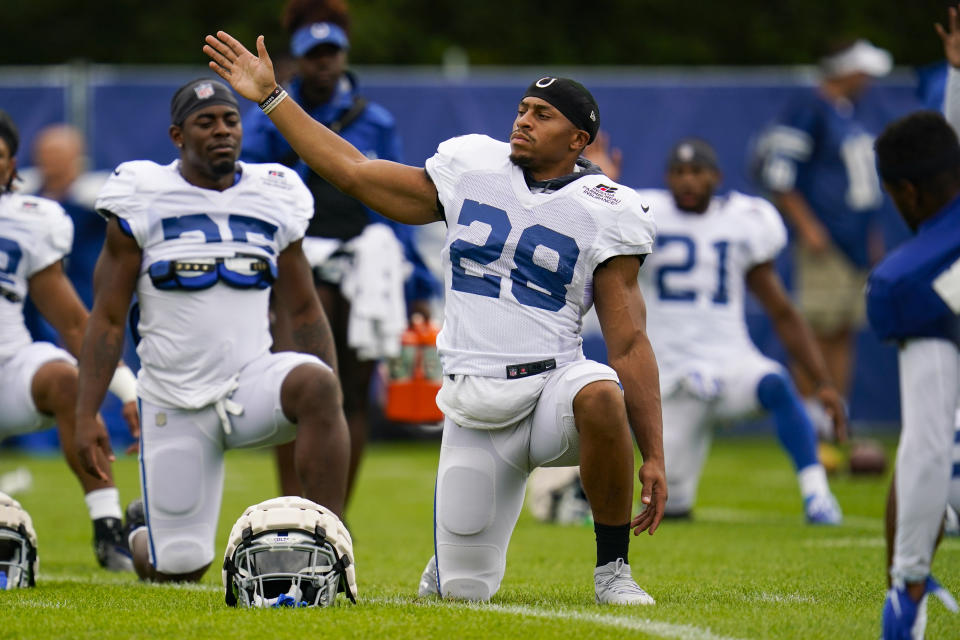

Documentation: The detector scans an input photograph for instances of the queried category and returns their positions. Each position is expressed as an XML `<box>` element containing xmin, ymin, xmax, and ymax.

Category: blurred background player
<box><xmin>241</xmin><ymin>0</ymin><xmax>439</xmax><ymax>505</ymax></box>
<box><xmin>204</xmin><ymin>31</ymin><xmax>667</xmax><ymax>604</ymax></box>
<box><xmin>0</xmin><ymin>110</ymin><xmax>138</xmax><ymax>571</ymax></box>
<box><xmin>18</xmin><ymin>124</ymin><xmax>139</xmax><ymax>449</ymax></box>
<box><xmin>753</xmin><ymin>39</ymin><xmax>893</xmax><ymax>432</ymax></box>
<box><xmin>872</xmin><ymin>110</ymin><xmax>960</xmax><ymax>639</ymax></box>
<box><xmin>626</xmin><ymin>138</ymin><xmax>845</xmax><ymax>523</ymax></box>
<box><xmin>74</xmin><ymin>78</ymin><xmax>351</xmax><ymax>583</ymax></box>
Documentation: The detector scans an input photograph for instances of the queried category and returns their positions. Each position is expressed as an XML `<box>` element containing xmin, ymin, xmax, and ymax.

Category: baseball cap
<box><xmin>290</xmin><ymin>22</ymin><xmax>350</xmax><ymax>58</ymax></box>
<box><xmin>820</xmin><ymin>39</ymin><xmax>892</xmax><ymax>78</ymax></box>
<box><xmin>667</xmin><ymin>138</ymin><xmax>719</xmax><ymax>171</ymax></box>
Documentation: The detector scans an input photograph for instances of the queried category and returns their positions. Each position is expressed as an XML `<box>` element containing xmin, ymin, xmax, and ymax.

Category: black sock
<box><xmin>594</xmin><ymin>522</ymin><xmax>630</xmax><ymax>567</ymax></box>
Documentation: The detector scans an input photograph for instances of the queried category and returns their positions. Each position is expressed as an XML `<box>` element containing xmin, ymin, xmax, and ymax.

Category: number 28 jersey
<box><xmin>95</xmin><ymin>160</ymin><xmax>312</xmax><ymax>409</ymax></box>
<box><xmin>425</xmin><ymin>135</ymin><xmax>656</xmax><ymax>377</ymax></box>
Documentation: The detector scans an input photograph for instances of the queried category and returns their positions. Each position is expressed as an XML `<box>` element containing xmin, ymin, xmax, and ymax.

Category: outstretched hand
<box><xmin>203</xmin><ymin>32</ymin><xmax>278</xmax><ymax>103</ymax></box>
<box><xmin>937</xmin><ymin>5</ymin><xmax>960</xmax><ymax>69</ymax></box>
<box><xmin>630</xmin><ymin>459</ymin><xmax>666</xmax><ymax>536</ymax></box>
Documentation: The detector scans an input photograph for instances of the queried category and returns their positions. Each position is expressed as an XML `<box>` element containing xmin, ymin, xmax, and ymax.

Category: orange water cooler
<box><xmin>385</xmin><ymin>317</ymin><xmax>443</xmax><ymax>424</ymax></box>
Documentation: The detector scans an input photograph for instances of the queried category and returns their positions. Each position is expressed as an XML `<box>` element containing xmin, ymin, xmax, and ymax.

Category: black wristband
<box><xmin>258</xmin><ymin>85</ymin><xmax>283</xmax><ymax>109</ymax></box>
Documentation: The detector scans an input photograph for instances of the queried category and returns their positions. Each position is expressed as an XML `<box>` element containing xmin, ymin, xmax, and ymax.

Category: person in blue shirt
<box><xmin>241</xmin><ymin>1</ymin><xmax>438</xmax><ymax>504</ymax></box>
<box><xmin>754</xmin><ymin>39</ymin><xmax>892</xmax><ymax>428</ymax></box>
<box><xmin>871</xmin><ymin>111</ymin><xmax>960</xmax><ymax>639</ymax></box>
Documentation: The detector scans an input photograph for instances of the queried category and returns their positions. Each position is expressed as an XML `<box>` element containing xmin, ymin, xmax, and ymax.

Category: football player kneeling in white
<box><xmin>635</xmin><ymin>139</ymin><xmax>846</xmax><ymax>524</ymax></box>
<box><xmin>74</xmin><ymin>79</ymin><xmax>351</xmax><ymax>583</ymax></box>
<box><xmin>0</xmin><ymin>491</ymin><xmax>38</xmax><ymax>589</ymax></box>
<box><xmin>0</xmin><ymin>111</ymin><xmax>138</xmax><ymax>571</ymax></box>
<box><xmin>222</xmin><ymin>497</ymin><xmax>357</xmax><ymax>607</ymax></box>
<box><xmin>205</xmin><ymin>33</ymin><xmax>667</xmax><ymax>605</ymax></box>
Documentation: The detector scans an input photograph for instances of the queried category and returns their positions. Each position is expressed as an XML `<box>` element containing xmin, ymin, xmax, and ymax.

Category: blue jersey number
<box><xmin>450</xmin><ymin>200</ymin><xmax>579</xmax><ymax>312</ymax></box>
<box><xmin>161</xmin><ymin>214</ymin><xmax>278</xmax><ymax>252</ymax></box>
<box><xmin>655</xmin><ymin>234</ymin><xmax>730</xmax><ymax>305</ymax></box>
<box><xmin>0</xmin><ymin>237</ymin><xmax>23</xmax><ymax>286</ymax></box>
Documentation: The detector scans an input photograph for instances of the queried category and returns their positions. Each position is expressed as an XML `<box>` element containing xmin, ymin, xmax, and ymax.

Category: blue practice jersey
<box><xmin>755</xmin><ymin>91</ymin><xmax>885</xmax><ymax>267</ymax></box>
<box><xmin>866</xmin><ymin>195</ymin><xmax>960</xmax><ymax>346</ymax></box>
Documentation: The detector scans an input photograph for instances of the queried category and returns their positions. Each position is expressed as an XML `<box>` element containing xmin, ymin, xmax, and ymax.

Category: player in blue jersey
<box><xmin>872</xmin><ymin>111</ymin><xmax>960</xmax><ymax>638</ymax></box>
<box><xmin>241</xmin><ymin>0</ymin><xmax>439</xmax><ymax>504</ymax></box>
<box><xmin>753</xmin><ymin>39</ymin><xmax>892</xmax><ymax>428</ymax></box>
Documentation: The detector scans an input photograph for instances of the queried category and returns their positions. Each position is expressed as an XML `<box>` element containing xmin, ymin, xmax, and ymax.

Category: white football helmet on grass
<box><xmin>222</xmin><ymin>496</ymin><xmax>357</xmax><ymax>608</ymax></box>
<box><xmin>0</xmin><ymin>491</ymin><xmax>38</xmax><ymax>589</ymax></box>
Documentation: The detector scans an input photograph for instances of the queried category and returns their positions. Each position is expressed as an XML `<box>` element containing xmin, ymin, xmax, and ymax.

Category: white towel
<box><xmin>340</xmin><ymin>223</ymin><xmax>411</xmax><ymax>360</ymax></box>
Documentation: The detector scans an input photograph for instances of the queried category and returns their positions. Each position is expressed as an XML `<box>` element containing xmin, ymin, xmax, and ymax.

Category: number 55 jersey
<box><xmin>95</xmin><ymin>161</ymin><xmax>312</xmax><ymax>409</ymax></box>
<box><xmin>425</xmin><ymin>134</ymin><xmax>656</xmax><ymax>378</ymax></box>
<box><xmin>634</xmin><ymin>189</ymin><xmax>787</xmax><ymax>392</ymax></box>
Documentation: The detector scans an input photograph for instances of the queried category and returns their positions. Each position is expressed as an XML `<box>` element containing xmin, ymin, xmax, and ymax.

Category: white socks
<box><xmin>798</xmin><ymin>464</ymin><xmax>830</xmax><ymax>498</ymax></box>
<box><xmin>84</xmin><ymin>487</ymin><xmax>122</xmax><ymax>521</ymax></box>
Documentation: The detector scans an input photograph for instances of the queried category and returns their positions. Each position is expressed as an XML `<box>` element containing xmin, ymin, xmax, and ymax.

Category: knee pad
<box><xmin>435</xmin><ymin>446</ymin><xmax>503</xmax><ymax>600</ymax></box>
<box><xmin>143</xmin><ymin>443</ymin><xmax>212</xmax><ymax>574</ymax></box>
<box><xmin>437</xmin><ymin>446</ymin><xmax>495</xmax><ymax>536</ymax></box>
<box><xmin>144</xmin><ymin>443</ymin><xmax>204</xmax><ymax>517</ymax></box>
<box><xmin>756</xmin><ymin>371</ymin><xmax>793</xmax><ymax>411</ymax></box>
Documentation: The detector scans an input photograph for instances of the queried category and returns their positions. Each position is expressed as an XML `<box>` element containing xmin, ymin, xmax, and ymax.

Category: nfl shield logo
<box><xmin>194</xmin><ymin>83</ymin><xmax>215</xmax><ymax>100</ymax></box>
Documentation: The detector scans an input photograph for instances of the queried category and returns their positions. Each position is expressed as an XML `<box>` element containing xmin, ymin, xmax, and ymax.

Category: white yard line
<box><xmin>369</xmin><ymin>596</ymin><xmax>748</xmax><ymax>640</ymax></box>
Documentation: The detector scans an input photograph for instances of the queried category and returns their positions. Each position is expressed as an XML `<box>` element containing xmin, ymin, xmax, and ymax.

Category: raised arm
<box><xmin>76</xmin><ymin>217</ymin><xmax>141</xmax><ymax>479</ymax></box>
<box><xmin>204</xmin><ymin>32</ymin><xmax>440</xmax><ymax>226</ymax></box>
<box><xmin>746</xmin><ymin>261</ymin><xmax>847</xmax><ymax>441</ymax></box>
<box><xmin>936</xmin><ymin>3</ymin><xmax>960</xmax><ymax>133</ymax></box>
<box><xmin>593</xmin><ymin>254</ymin><xmax>666</xmax><ymax>535</ymax></box>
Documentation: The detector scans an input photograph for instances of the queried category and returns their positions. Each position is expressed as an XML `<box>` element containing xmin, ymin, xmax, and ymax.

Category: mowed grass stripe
<box><xmin>1</xmin><ymin>435</ymin><xmax>957</xmax><ymax>639</ymax></box>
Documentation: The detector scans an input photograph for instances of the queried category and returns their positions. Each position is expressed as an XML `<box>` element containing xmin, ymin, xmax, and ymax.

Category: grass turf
<box><xmin>1</xmin><ymin>436</ymin><xmax>957</xmax><ymax>639</ymax></box>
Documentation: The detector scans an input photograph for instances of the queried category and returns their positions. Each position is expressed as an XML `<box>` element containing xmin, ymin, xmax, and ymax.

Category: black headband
<box><xmin>0</xmin><ymin>110</ymin><xmax>19</xmax><ymax>157</ymax></box>
<box><xmin>523</xmin><ymin>77</ymin><xmax>600</xmax><ymax>143</ymax></box>
<box><xmin>170</xmin><ymin>78</ymin><xmax>240</xmax><ymax>126</ymax></box>
<box><xmin>877</xmin><ymin>146</ymin><xmax>960</xmax><ymax>183</ymax></box>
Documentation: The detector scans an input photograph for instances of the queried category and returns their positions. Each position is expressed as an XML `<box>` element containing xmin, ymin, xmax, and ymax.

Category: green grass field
<box><xmin>1</xmin><ymin>436</ymin><xmax>957</xmax><ymax>639</ymax></box>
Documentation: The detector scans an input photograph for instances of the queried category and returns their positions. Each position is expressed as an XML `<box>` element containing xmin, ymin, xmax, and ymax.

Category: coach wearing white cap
<box><xmin>752</xmin><ymin>38</ymin><xmax>894</xmax><ymax>429</ymax></box>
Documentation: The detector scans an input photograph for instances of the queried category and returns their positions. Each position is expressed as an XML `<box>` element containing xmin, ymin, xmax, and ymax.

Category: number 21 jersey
<box><xmin>426</xmin><ymin>134</ymin><xmax>656</xmax><ymax>377</ymax></box>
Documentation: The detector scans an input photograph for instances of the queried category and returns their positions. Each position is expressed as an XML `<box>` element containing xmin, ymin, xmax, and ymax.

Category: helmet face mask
<box><xmin>0</xmin><ymin>493</ymin><xmax>37</xmax><ymax>589</ymax></box>
<box><xmin>229</xmin><ymin>530</ymin><xmax>343</xmax><ymax>607</ymax></box>
<box><xmin>222</xmin><ymin>497</ymin><xmax>357</xmax><ymax>609</ymax></box>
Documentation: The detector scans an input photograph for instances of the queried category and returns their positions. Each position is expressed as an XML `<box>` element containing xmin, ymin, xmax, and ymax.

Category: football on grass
<box><xmin>848</xmin><ymin>439</ymin><xmax>888</xmax><ymax>475</ymax></box>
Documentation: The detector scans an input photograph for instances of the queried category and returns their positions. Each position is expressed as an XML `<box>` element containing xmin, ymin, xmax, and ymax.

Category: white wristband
<box><xmin>108</xmin><ymin>365</ymin><xmax>138</xmax><ymax>404</ymax></box>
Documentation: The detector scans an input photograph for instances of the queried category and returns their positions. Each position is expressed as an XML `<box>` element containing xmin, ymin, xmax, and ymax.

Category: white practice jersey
<box><xmin>0</xmin><ymin>192</ymin><xmax>73</xmax><ymax>361</ymax></box>
<box><xmin>95</xmin><ymin>161</ymin><xmax>312</xmax><ymax>409</ymax></box>
<box><xmin>635</xmin><ymin>189</ymin><xmax>786</xmax><ymax>389</ymax></box>
<box><xmin>426</xmin><ymin>135</ymin><xmax>656</xmax><ymax>377</ymax></box>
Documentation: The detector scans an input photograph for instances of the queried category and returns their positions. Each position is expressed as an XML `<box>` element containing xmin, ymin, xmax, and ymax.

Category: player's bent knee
<box><xmin>154</xmin><ymin>541</ymin><xmax>213</xmax><ymax>577</ymax></box>
<box><xmin>573</xmin><ymin>380</ymin><xmax>625</xmax><ymax>425</ymax></box>
<box><xmin>282</xmin><ymin>363</ymin><xmax>342</xmax><ymax>422</ymax></box>
<box><xmin>32</xmin><ymin>360</ymin><xmax>78</xmax><ymax>414</ymax></box>
<box><xmin>437</xmin><ymin>447</ymin><xmax>495</xmax><ymax>536</ymax></box>
<box><xmin>437</xmin><ymin>544</ymin><xmax>501</xmax><ymax>601</ymax></box>
<box><xmin>756</xmin><ymin>371</ymin><xmax>795</xmax><ymax>411</ymax></box>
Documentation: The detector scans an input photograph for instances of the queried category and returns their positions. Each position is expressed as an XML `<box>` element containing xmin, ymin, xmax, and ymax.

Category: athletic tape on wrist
<box><xmin>108</xmin><ymin>366</ymin><xmax>138</xmax><ymax>404</ymax></box>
